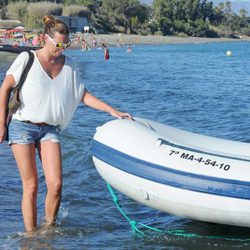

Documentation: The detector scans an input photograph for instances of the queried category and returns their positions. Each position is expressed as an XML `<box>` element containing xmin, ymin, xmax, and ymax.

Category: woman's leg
<box><xmin>37</xmin><ymin>140</ymin><xmax>62</xmax><ymax>226</ymax></box>
<box><xmin>11</xmin><ymin>144</ymin><xmax>38</xmax><ymax>233</ymax></box>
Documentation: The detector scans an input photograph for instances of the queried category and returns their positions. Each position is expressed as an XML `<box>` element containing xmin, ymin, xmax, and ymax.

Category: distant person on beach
<box><xmin>0</xmin><ymin>15</ymin><xmax>131</xmax><ymax>234</ymax></box>
<box><xmin>38</xmin><ymin>33</ymin><xmax>45</xmax><ymax>47</ymax></box>
<box><xmin>20</xmin><ymin>35</ymin><xmax>28</xmax><ymax>46</ymax></box>
<box><xmin>12</xmin><ymin>40</ymin><xmax>18</xmax><ymax>48</ymax></box>
<box><xmin>91</xmin><ymin>34</ymin><xmax>97</xmax><ymax>49</ymax></box>
<box><xmin>102</xmin><ymin>43</ymin><xmax>110</xmax><ymax>60</ymax></box>
<box><xmin>116</xmin><ymin>38</ymin><xmax>122</xmax><ymax>48</ymax></box>
<box><xmin>81</xmin><ymin>37</ymin><xmax>88</xmax><ymax>51</ymax></box>
<box><xmin>32</xmin><ymin>34</ymin><xmax>38</xmax><ymax>46</ymax></box>
<box><xmin>31</xmin><ymin>32</ymin><xmax>45</xmax><ymax>47</ymax></box>
<box><xmin>92</xmin><ymin>38</ymin><xmax>97</xmax><ymax>49</ymax></box>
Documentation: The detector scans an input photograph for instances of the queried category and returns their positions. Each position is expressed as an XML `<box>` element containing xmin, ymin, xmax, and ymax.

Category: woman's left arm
<box><xmin>81</xmin><ymin>90</ymin><xmax>132</xmax><ymax>119</ymax></box>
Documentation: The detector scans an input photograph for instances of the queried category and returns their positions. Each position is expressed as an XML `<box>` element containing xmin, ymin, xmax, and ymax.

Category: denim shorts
<box><xmin>8</xmin><ymin>119</ymin><xmax>61</xmax><ymax>146</ymax></box>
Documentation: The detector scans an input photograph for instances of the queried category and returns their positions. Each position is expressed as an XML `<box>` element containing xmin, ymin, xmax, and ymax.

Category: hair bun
<box><xmin>44</xmin><ymin>15</ymin><xmax>55</xmax><ymax>25</ymax></box>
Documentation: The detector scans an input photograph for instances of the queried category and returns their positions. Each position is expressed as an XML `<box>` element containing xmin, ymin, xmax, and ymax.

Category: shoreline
<box><xmin>1</xmin><ymin>33</ymin><xmax>249</xmax><ymax>53</ymax></box>
<box><xmin>82</xmin><ymin>34</ymin><xmax>250</xmax><ymax>47</ymax></box>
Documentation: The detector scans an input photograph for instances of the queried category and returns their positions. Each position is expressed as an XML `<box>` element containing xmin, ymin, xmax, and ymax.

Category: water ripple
<box><xmin>1</xmin><ymin>43</ymin><xmax>250</xmax><ymax>249</ymax></box>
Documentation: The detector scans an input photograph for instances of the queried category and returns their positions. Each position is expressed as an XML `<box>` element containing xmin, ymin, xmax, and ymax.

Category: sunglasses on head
<box><xmin>47</xmin><ymin>34</ymin><xmax>71</xmax><ymax>49</ymax></box>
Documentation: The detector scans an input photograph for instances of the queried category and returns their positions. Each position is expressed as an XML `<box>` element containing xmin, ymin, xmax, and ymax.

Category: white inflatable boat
<box><xmin>91</xmin><ymin>117</ymin><xmax>250</xmax><ymax>228</ymax></box>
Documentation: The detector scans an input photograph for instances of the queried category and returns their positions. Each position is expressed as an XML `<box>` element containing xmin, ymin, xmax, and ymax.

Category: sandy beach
<box><xmin>1</xmin><ymin>32</ymin><xmax>249</xmax><ymax>52</ymax></box>
<box><xmin>82</xmin><ymin>33</ymin><xmax>250</xmax><ymax>47</ymax></box>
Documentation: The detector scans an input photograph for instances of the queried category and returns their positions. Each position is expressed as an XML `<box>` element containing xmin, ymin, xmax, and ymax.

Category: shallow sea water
<box><xmin>1</xmin><ymin>42</ymin><xmax>250</xmax><ymax>249</ymax></box>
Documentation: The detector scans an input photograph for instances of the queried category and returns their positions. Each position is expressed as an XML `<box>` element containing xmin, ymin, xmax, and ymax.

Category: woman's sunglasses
<box><xmin>47</xmin><ymin>35</ymin><xmax>71</xmax><ymax>49</ymax></box>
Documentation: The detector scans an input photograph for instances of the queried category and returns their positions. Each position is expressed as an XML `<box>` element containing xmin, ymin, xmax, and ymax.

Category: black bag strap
<box><xmin>14</xmin><ymin>51</ymin><xmax>34</xmax><ymax>102</ymax></box>
<box><xmin>15</xmin><ymin>51</ymin><xmax>34</xmax><ymax>91</ymax></box>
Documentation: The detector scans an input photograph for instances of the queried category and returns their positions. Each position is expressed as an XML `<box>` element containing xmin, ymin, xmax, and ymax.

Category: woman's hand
<box><xmin>109</xmin><ymin>109</ymin><xmax>132</xmax><ymax>120</ymax></box>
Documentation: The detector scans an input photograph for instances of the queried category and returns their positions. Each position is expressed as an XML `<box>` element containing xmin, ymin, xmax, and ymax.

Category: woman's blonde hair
<box><xmin>44</xmin><ymin>15</ymin><xmax>69</xmax><ymax>37</ymax></box>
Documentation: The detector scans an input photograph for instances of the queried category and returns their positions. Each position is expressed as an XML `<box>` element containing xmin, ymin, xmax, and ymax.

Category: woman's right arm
<box><xmin>0</xmin><ymin>75</ymin><xmax>15</xmax><ymax>143</ymax></box>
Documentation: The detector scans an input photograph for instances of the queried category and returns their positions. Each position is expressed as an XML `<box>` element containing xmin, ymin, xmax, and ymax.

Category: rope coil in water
<box><xmin>106</xmin><ymin>182</ymin><xmax>250</xmax><ymax>241</ymax></box>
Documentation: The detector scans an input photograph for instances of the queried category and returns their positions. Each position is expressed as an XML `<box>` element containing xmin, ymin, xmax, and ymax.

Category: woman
<box><xmin>0</xmin><ymin>16</ymin><xmax>131</xmax><ymax>233</ymax></box>
<box><xmin>102</xmin><ymin>43</ymin><xmax>110</xmax><ymax>60</ymax></box>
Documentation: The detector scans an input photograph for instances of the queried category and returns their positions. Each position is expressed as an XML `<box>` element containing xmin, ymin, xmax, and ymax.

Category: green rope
<box><xmin>106</xmin><ymin>182</ymin><xmax>250</xmax><ymax>242</ymax></box>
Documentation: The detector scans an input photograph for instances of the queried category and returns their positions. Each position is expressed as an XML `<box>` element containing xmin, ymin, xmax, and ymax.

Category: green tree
<box><xmin>183</xmin><ymin>0</ymin><xmax>200</xmax><ymax>21</ymax></box>
<box><xmin>152</xmin><ymin>0</ymin><xmax>175</xmax><ymax>35</ymax></box>
<box><xmin>25</xmin><ymin>2</ymin><xmax>62</xmax><ymax>29</ymax></box>
<box><xmin>0</xmin><ymin>0</ymin><xmax>7</xmax><ymax>19</ymax></box>
<box><xmin>239</xmin><ymin>8</ymin><xmax>247</xmax><ymax>19</ymax></box>
<box><xmin>210</xmin><ymin>3</ymin><xmax>224</xmax><ymax>26</ymax></box>
<box><xmin>7</xmin><ymin>1</ymin><xmax>28</xmax><ymax>22</ymax></box>
<box><xmin>224</xmin><ymin>1</ymin><xmax>232</xmax><ymax>15</ymax></box>
<box><xmin>100</xmin><ymin>0</ymin><xmax>149</xmax><ymax>33</ymax></box>
<box><xmin>199</xmin><ymin>0</ymin><xmax>214</xmax><ymax>21</ymax></box>
<box><xmin>193</xmin><ymin>18</ymin><xmax>209</xmax><ymax>36</ymax></box>
<box><xmin>0</xmin><ymin>0</ymin><xmax>7</xmax><ymax>3</ymax></box>
<box><xmin>152</xmin><ymin>0</ymin><xmax>218</xmax><ymax>37</ymax></box>
<box><xmin>64</xmin><ymin>0</ymin><xmax>101</xmax><ymax>13</ymax></box>
<box><xmin>62</xmin><ymin>5</ymin><xmax>91</xmax><ymax>17</ymax></box>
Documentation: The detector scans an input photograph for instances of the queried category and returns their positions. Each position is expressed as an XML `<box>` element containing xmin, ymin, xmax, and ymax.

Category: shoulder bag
<box><xmin>6</xmin><ymin>51</ymin><xmax>34</xmax><ymax>126</ymax></box>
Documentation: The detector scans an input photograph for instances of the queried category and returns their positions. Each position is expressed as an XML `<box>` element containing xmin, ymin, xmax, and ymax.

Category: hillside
<box><xmin>140</xmin><ymin>0</ymin><xmax>250</xmax><ymax>15</ymax></box>
<box><xmin>213</xmin><ymin>0</ymin><xmax>250</xmax><ymax>14</ymax></box>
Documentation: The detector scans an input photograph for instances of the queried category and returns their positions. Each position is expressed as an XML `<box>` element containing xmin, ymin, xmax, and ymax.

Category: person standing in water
<box><xmin>102</xmin><ymin>43</ymin><xmax>110</xmax><ymax>60</ymax></box>
<box><xmin>0</xmin><ymin>15</ymin><xmax>131</xmax><ymax>233</ymax></box>
<box><xmin>127</xmin><ymin>44</ymin><xmax>132</xmax><ymax>53</ymax></box>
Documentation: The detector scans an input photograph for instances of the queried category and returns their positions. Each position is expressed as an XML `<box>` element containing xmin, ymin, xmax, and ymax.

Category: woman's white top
<box><xmin>6</xmin><ymin>51</ymin><xmax>85</xmax><ymax>130</ymax></box>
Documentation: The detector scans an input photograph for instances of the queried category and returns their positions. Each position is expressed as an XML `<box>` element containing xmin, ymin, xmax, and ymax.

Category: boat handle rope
<box><xmin>106</xmin><ymin>181</ymin><xmax>250</xmax><ymax>241</ymax></box>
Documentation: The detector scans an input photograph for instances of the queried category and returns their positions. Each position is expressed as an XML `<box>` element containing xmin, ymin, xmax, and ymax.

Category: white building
<box><xmin>54</xmin><ymin>16</ymin><xmax>90</xmax><ymax>33</ymax></box>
